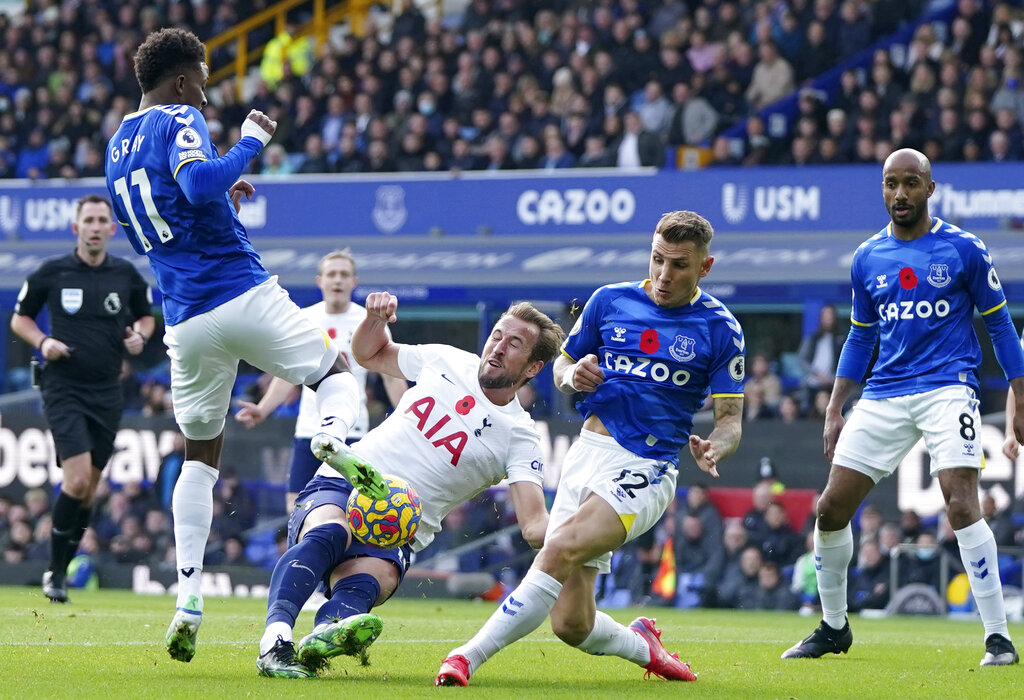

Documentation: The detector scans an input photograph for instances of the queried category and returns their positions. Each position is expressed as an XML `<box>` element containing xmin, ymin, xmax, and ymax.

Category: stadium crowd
<box><xmin>0</xmin><ymin>0</ymin><xmax>1021</xmax><ymax>180</ymax></box>
<box><xmin>597</xmin><ymin>476</ymin><xmax>1024</xmax><ymax>613</ymax></box>
<box><xmin>2</xmin><ymin>0</ymin><xmax>1024</xmax><ymax>608</ymax></box>
<box><xmin>4</xmin><ymin>456</ymin><xmax>1023</xmax><ymax>611</ymax></box>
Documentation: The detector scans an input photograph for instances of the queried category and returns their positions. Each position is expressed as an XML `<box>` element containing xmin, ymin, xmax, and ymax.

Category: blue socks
<box><xmin>315</xmin><ymin>573</ymin><xmax>381</xmax><ymax>626</ymax></box>
<box><xmin>265</xmin><ymin>523</ymin><xmax>349</xmax><ymax>627</ymax></box>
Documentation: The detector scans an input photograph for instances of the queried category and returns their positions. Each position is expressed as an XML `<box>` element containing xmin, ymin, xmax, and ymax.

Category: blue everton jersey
<box><xmin>105</xmin><ymin>105</ymin><xmax>268</xmax><ymax>325</ymax></box>
<box><xmin>848</xmin><ymin>218</ymin><xmax>1009</xmax><ymax>398</ymax></box>
<box><xmin>562</xmin><ymin>281</ymin><xmax>746</xmax><ymax>465</ymax></box>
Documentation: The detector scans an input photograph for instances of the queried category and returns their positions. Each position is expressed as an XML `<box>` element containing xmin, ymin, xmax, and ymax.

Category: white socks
<box><xmin>171</xmin><ymin>460</ymin><xmax>218</xmax><ymax>612</ymax></box>
<box><xmin>814</xmin><ymin>523</ymin><xmax>853</xmax><ymax>631</ymax></box>
<box><xmin>260</xmin><ymin>621</ymin><xmax>294</xmax><ymax>655</ymax></box>
<box><xmin>450</xmin><ymin>568</ymin><xmax>562</xmax><ymax>675</ymax></box>
<box><xmin>576</xmin><ymin>610</ymin><xmax>649</xmax><ymax>665</ymax></box>
<box><xmin>954</xmin><ymin>518</ymin><xmax>1010</xmax><ymax>640</ymax></box>
<box><xmin>314</xmin><ymin>371</ymin><xmax>360</xmax><ymax>441</ymax></box>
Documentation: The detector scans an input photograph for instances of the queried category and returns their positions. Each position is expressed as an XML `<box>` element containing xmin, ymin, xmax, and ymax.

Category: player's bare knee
<box><xmin>944</xmin><ymin>497</ymin><xmax>979</xmax><ymax>530</ymax></box>
<box><xmin>551</xmin><ymin>614</ymin><xmax>591</xmax><ymax>646</ymax></box>
<box><xmin>814</xmin><ymin>491</ymin><xmax>853</xmax><ymax>531</ymax></box>
<box><xmin>61</xmin><ymin>474</ymin><xmax>91</xmax><ymax>500</ymax></box>
<box><xmin>537</xmin><ymin>532</ymin><xmax>586</xmax><ymax>573</ymax></box>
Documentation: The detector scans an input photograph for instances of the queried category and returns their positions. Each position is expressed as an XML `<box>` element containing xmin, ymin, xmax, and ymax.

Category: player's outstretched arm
<box><xmin>508</xmin><ymin>481</ymin><xmax>548</xmax><ymax>549</ymax></box>
<box><xmin>553</xmin><ymin>353</ymin><xmax>603</xmax><ymax>394</ymax></box>
<box><xmin>234</xmin><ymin>376</ymin><xmax>298</xmax><ymax>428</ymax></box>
<box><xmin>352</xmin><ymin>292</ymin><xmax>406</xmax><ymax>378</ymax></box>
<box><xmin>689</xmin><ymin>395</ymin><xmax>743</xmax><ymax>478</ymax></box>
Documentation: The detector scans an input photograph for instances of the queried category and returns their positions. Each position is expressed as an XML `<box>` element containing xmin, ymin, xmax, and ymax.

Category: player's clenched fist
<box><xmin>240</xmin><ymin>110</ymin><xmax>276</xmax><ymax>147</ymax></box>
<box><xmin>246</xmin><ymin>110</ymin><xmax>276</xmax><ymax>134</ymax></box>
<box><xmin>364</xmin><ymin>291</ymin><xmax>399</xmax><ymax>324</ymax></box>
<box><xmin>568</xmin><ymin>353</ymin><xmax>604</xmax><ymax>392</ymax></box>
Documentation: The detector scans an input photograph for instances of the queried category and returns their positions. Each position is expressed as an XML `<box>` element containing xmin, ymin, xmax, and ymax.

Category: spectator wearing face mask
<box><xmin>898</xmin><ymin>531</ymin><xmax>941</xmax><ymax>592</ymax></box>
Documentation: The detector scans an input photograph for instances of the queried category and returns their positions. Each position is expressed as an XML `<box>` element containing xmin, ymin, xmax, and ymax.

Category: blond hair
<box><xmin>318</xmin><ymin>248</ymin><xmax>356</xmax><ymax>275</ymax></box>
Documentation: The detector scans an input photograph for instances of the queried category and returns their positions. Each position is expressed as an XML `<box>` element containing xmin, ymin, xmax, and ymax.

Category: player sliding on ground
<box><xmin>436</xmin><ymin>210</ymin><xmax>745</xmax><ymax>685</ymax></box>
<box><xmin>255</xmin><ymin>294</ymin><xmax>563</xmax><ymax>678</ymax></box>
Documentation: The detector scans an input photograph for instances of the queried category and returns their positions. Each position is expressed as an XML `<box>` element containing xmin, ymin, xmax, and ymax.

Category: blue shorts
<box><xmin>288</xmin><ymin>474</ymin><xmax>412</xmax><ymax>595</ymax></box>
<box><xmin>288</xmin><ymin>435</ymin><xmax>360</xmax><ymax>493</ymax></box>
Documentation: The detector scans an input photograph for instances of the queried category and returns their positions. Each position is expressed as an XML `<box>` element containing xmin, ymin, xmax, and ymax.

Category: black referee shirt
<box><xmin>14</xmin><ymin>251</ymin><xmax>152</xmax><ymax>383</ymax></box>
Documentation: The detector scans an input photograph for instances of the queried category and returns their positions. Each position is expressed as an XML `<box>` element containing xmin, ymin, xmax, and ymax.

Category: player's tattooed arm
<box><xmin>688</xmin><ymin>396</ymin><xmax>742</xmax><ymax>478</ymax></box>
<box><xmin>708</xmin><ymin>395</ymin><xmax>743</xmax><ymax>459</ymax></box>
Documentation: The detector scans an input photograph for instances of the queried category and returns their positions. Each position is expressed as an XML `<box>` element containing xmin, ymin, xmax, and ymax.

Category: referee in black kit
<box><xmin>10</xmin><ymin>194</ymin><xmax>155</xmax><ymax>603</ymax></box>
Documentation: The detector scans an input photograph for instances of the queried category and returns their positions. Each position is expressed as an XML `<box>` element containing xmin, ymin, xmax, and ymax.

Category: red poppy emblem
<box><xmin>456</xmin><ymin>395</ymin><xmax>475</xmax><ymax>415</ymax></box>
<box><xmin>640</xmin><ymin>329</ymin><xmax>660</xmax><ymax>354</ymax></box>
<box><xmin>327</xmin><ymin>327</ymin><xmax>337</xmax><ymax>339</ymax></box>
<box><xmin>899</xmin><ymin>267</ymin><xmax>918</xmax><ymax>289</ymax></box>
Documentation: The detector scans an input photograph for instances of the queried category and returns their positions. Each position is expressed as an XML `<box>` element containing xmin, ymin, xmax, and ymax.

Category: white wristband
<box><xmin>239</xmin><ymin>119</ymin><xmax>273</xmax><ymax>148</ymax></box>
<box><xmin>566</xmin><ymin>367</ymin><xmax>580</xmax><ymax>392</ymax></box>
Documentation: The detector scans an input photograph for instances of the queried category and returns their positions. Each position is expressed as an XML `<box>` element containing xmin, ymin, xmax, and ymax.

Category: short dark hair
<box><xmin>76</xmin><ymin>194</ymin><xmax>112</xmax><ymax>219</ymax></box>
<box><xmin>134</xmin><ymin>28</ymin><xmax>206</xmax><ymax>93</ymax></box>
<box><xmin>654</xmin><ymin>210</ymin><xmax>714</xmax><ymax>250</ymax></box>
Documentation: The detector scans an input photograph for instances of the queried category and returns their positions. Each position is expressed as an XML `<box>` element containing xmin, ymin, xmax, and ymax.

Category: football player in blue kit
<box><xmin>437</xmin><ymin>210</ymin><xmax>745</xmax><ymax>685</ymax></box>
<box><xmin>105</xmin><ymin>28</ymin><xmax>389</xmax><ymax>664</ymax></box>
<box><xmin>782</xmin><ymin>149</ymin><xmax>1023</xmax><ymax>666</ymax></box>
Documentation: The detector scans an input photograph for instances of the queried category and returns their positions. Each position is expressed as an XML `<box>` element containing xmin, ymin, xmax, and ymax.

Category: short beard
<box><xmin>478</xmin><ymin>369</ymin><xmax>522</xmax><ymax>390</ymax></box>
<box><xmin>888</xmin><ymin>204</ymin><xmax>923</xmax><ymax>228</ymax></box>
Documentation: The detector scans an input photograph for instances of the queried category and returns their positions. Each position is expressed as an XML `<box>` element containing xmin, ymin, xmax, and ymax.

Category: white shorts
<box><xmin>832</xmin><ymin>384</ymin><xmax>983</xmax><ymax>483</ymax></box>
<box><xmin>546</xmin><ymin>429</ymin><xmax>677</xmax><ymax>574</ymax></box>
<box><xmin>165</xmin><ymin>277</ymin><xmax>338</xmax><ymax>440</ymax></box>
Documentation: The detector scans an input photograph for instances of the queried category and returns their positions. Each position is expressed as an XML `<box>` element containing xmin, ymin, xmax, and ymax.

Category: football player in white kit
<box><xmin>235</xmin><ymin>250</ymin><xmax>408</xmax><ymax>512</ymax></box>
<box><xmin>255</xmin><ymin>292</ymin><xmax>565</xmax><ymax>678</ymax></box>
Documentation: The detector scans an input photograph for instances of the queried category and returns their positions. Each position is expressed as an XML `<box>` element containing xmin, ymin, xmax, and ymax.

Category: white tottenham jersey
<box><xmin>294</xmin><ymin>301</ymin><xmax>385</xmax><ymax>439</ymax></box>
<box><xmin>314</xmin><ymin>343</ymin><xmax>545</xmax><ymax>551</ymax></box>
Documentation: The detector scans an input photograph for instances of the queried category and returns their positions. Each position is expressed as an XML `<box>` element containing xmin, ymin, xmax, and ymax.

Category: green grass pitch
<box><xmin>1</xmin><ymin>586</ymin><xmax>1020</xmax><ymax>699</ymax></box>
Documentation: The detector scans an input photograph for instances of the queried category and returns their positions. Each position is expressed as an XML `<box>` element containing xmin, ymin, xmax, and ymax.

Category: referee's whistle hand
<box><xmin>123</xmin><ymin>326</ymin><xmax>145</xmax><ymax>355</ymax></box>
<box><xmin>40</xmin><ymin>337</ymin><xmax>71</xmax><ymax>361</ymax></box>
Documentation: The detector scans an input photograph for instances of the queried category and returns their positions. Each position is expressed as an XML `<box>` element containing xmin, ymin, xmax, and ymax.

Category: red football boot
<box><xmin>629</xmin><ymin>617</ymin><xmax>698</xmax><ymax>681</ymax></box>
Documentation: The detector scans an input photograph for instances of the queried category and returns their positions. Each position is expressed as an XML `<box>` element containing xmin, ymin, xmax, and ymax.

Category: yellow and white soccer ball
<box><xmin>346</xmin><ymin>476</ymin><xmax>422</xmax><ymax>549</ymax></box>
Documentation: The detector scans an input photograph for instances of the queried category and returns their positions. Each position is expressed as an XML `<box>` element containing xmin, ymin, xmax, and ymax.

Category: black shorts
<box><xmin>40</xmin><ymin>375</ymin><xmax>122</xmax><ymax>469</ymax></box>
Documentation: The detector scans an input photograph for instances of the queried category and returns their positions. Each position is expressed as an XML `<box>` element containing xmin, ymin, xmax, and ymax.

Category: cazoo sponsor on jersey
<box><xmin>603</xmin><ymin>351</ymin><xmax>691</xmax><ymax>386</ymax></box>
<box><xmin>721</xmin><ymin>183</ymin><xmax>820</xmax><ymax>224</ymax></box>
<box><xmin>877</xmin><ymin>299</ymin><xmax>951</xmax><ymax>321</ymax></box>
